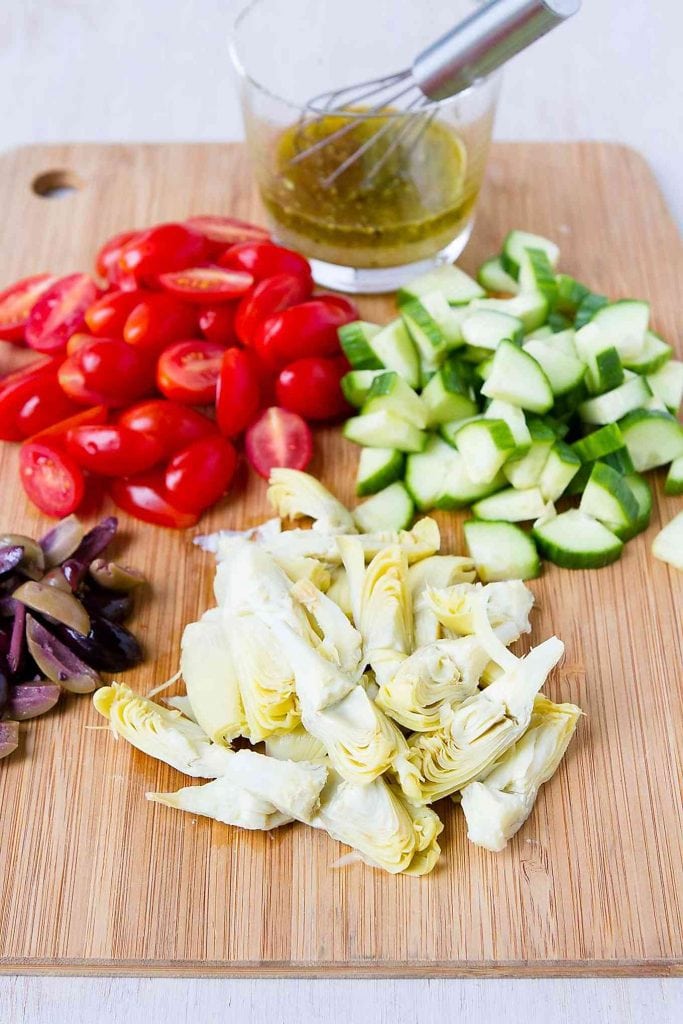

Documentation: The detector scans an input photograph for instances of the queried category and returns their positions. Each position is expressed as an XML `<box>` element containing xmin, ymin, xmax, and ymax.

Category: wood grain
<box><xmin>0</xmin><ymin>142</ymin><xmax>681</xmax><ymax>978</ymax></box>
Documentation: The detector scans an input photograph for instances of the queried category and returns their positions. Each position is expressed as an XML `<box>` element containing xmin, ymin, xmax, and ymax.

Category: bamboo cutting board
<box><xmin>0</xmin><ymin>142</ymin><xmax>681</xmax><ymax>978</ymax></box>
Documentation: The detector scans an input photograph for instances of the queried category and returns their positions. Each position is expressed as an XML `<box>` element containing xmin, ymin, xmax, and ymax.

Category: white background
<box><xmin>0</xmin><ymin>1</ymin><xmax>681</xmax><ymax>1021</ymax></box>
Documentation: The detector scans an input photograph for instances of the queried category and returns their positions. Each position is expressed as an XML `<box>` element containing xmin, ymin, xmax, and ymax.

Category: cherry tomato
<box><xmin>315</xmin><ymin>294</ymin><xmax>360</xmax><ymax>319</ymax></box>
<box><xmin>158</xmin><ymin>266</ymin><xmax>253</xmax><ymax>304</ymax></box>
<box><xmin>66</xmin><ymin>332</ymin><xmax>97</xmax><ymax>356</ymax></box>
<box><xmin>0</xmin><ymin>358</ymin><xmax>58</xmax><ymax>441</ymax></box>
<box><xmin>16</xmin><ymin>377</ymin><xmax>82</xmax><ymax>438</ymax></box>
<box><xmin>276</xmin><ymin>355</ymin><xmax>351</xmax><ymax>421</ymax></box>
<box><xmin>251</xmin><ymin>298</ymin><xmax>356</xmax><ymax>372</ymax></box>
<box><xmin>85</xmin><ymin>288</ymin><xmax>146</xmax><ymax>337</ymax></box>
<box><xmin>245</xmin><ymin>406</ymin><xmax>313</xmax><ymax>479</ymax></box>
<box><xmin>156</xmin><ymin>339</ymin><xmax>224</xmax><ymax>404</ymax></box>
<box><xmin>30</xmin><ymin>405</ymin><xmax>108</xmax><ymax>443</ymax></box>
<box><xmin>119</xmin><ymin>223</ymin><xmax>209</xmax><ymax>280</ymax></box>
<box><xmin>185</xmin><ymin>215</ymin><xmax>270</xmax><ymax>253</ymax></box>
<box><xmin>123</xmin><ymin>293</ymin><xmax>198</xmax><ymax>351</ymax></box>
<box><xmin>19</xmin><ymin>441</ymin><xmax>85</xmax><ymax>517</ymax></box>
<box><xmin>165</xmin><ymin>435</ymin><xmax>238</xmax><ymax>512</ymax></box>
<box><xmin>0</xmin><ymin>274</ymin><xmax>57</xmax><ymax>342</ymax></box>
<box><xmin>198</xmin><ymin>303</ymin><xmax>238</xmax><ymax>345</ymax></box>
<box><xmin>67</xmin><ymin>423</ymin><xmax>164</xmax><ymax>476</ymax></box>
<box><xmin>95</xmin><ymin>229</ymin><xmax>140</xmax><ymax>283</ymax></box>
<box><xmin>58</xmin><ymin>338</ymin><xmax>155</xmax><ymax>407</ymax></box>
<box><xmin>118</xmin><ymin>399</ymin><xmax>216</xmax><ymax>457</ymax></box>
<box><xmin>215</xmin><ymin>347</ymin><xmax>262</xmax><ymax>438</ymax></box>
<box><xmin>235</xmin><ymin>273</ymin><xmax>313</xmax><ymax>345</ymax></box>
<box><xmin>110</xmin><ymin>473</ymin><xmax>199</xmax><ymax>529</ymax></box>
<box><xmin>25</xmin><ymin>274</ymin><xmax>100</xmax><ymax>354</ymax></box>
<box><xmin>219</xmin><ymin>242</ymin><xmax>312</xmax><ymax>286</ymax></box>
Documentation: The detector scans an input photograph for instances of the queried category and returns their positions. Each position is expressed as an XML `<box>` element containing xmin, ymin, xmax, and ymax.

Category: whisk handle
<box><xmin>413</xmin><ymin>0</ymin><xmax>580</xmax><ymax>101</ymax></box>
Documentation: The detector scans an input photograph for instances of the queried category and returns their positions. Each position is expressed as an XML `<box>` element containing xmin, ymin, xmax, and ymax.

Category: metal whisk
<box><xmin>291</xmin><ymin>0</ymin><xmax>580</xmax><ymax>188</ymax></box>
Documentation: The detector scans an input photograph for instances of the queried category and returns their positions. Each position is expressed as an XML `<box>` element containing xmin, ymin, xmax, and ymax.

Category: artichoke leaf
<box><xmin>264</xmin><ymin>617</ymin><xmax>358</xmax><ymax>713</ymax></box>
<box><xmin>148</xmin><ymin>776</ymin><xmax>291</xmax><ymax>832</ymax></box>
<box><xmin>265</xmin><ymin>726</ymin><xmax>328</xmax><ymax>764</ymax></box>
<box><xmin>227</xmin><ymin>614</ymin><xmax>300</xmax><ymax>741</ymax></box>
<box><xmin>271</xmin><ymin>553</ymin><xmax>332</xmax><ymax>591</ymax></box>
<box><xmin>426</xmin><ymin>580</ymin><xmax>534</xmax><ymax>646</ymax></box>
<box><xmin>326</xmin><ymin>567</ymin><xmax>353</xmax><ymax>619</ymax></box>
<box><xmin>291</xmin><ymin>578</ymin><xmax>363</xmax><ymax>675</ymax></box>
<box><xmin>181</xmin><ymin>609</ymin><xmax>247</xmax><ymax>745</ymax></box>
<box><xmin>267</xmin><ymin>468</ymin><xmax>357</xmax><ymax>534</ymax></box>
<box><xmin>359</xmin><ymin>545</ymin><xmax>413</xmax><ymax>684</ymax></box>
<box><xmin>164</xmin><ymin>694</ymin><xmax>197</xmax><ymax>721</ymax></box>
<box><xmin>194</xmin><ymin>518</ymin><xmax>281</xmax><ymax>557</ymax></box>
<box><xmin>409</xmin><ymin>555</ymin><xmax>477</xmax><ymax>648</ymax></box>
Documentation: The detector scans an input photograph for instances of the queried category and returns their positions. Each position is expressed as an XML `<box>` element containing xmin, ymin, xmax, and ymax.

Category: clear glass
<box><xmin>230</xmin><ymin>0</ymin><xmax>501</xmax><ymax>293</ymax></box>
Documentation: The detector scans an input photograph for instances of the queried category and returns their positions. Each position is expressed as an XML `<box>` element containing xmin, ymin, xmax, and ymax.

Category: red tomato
<box><xmin>245</xmin><ymin>406</ymin><xmax>313</xmax><ymax>479</ymax></box>
<box><xmin>158</xmin><ymin>266</ymin><xmax>253</xmax><ymax>303</ymax></box>
<box><xmin>0</xmin><ymin>274</ymin><xmax>58</xmax><ymax>342</ymax></box>
<box><xmin>118</xmin><ymin>399</ymin><xmax>216</xmax><ymax>457</ymax></box>
<box><xmin>109</xmin><ymin>473</ymin><xmax>199</xmax><ymax>529</ymax></box>
<box><xmin>216</xmin><ymin>347</ymin><xmax>262</xmax><ymax>438</ymax></box>
<box><xmin>30</xmin><ymin>405</ymin><xmax>108</xmax><ymax>443</ymax></box>
<box><xmin>66</xmin><ymin>332</ymin><xmax>96</xmax><ymax>355</ymax></box>
<box><xmin>156</xmin><ymin>339</ymin><xmax>224</xmax><ymax>404</ymax></box>
<box><xmin>219</xmin><ymin>242</ymin><xmax>312</xmax><ymax>286</ymax></box>
<box><xmin>95</xmin><ymin>229</ymin><xmax>140</xmax><ymax>283</ymax></box>
<box><xmin>315</xmin><ymin>294</ymin><xmax>360</xmax><ymax>319</ymax></box>
<box><xmin>0</xmin><ymin>358</ymin><xmax>58</xmax><ymax>441</ymax></box>
<box><xmin>85</xmin><ymin>288</ymin><xmax>146</xmax><ymax>336</ymax></box>
<box><xmin>25</xmin><ymin>274</ymin><xmax>100</xmax><ymax>354</ymax></box>
<box><xmin>164</xmin><ymin>435</ymin><xmax>238</xmax><ymax>512</ymax></box>
<box><xmin>119</xmin><ymin>223</ymin><xmax>209</xmax><ymax>279</ymax></box>
<box><xmin>251</xmin><ymin>298</ymin><xmax>355</xmax><ymax>372</ymax></box>
<box><xmin>185</xmin><ymin>215</ymin><xmax>270</xmax><ymax>252</ymax></box>
<box><xmin>235</xmin><ymin>273</ymin><xmax>313</xmax><ymax>345</ymax></box>
<box><xmin>58</xmin><ymin>338</ymin><xmax>155</xmax><ymax>407</ymax></box>
<box><xmin>19</xmin><ymin>441</ymin><xmax>85</xmax><ymax>517</ymax></box>
<box><xmin>16</xmin><ymin>377</ymin><xmax>82</xmax><ymax>437</ymax></box>
<box><xmin>67</xmin><ymin>423</ymin><xmax>164</xmax><ymax>476</ymax></box>
<box><xmin>123</xmin><ymin>293</ymin><xmax>198</xmax><ymax>351</ymax></box>
<box><xmin>198</xmin><ymin>303</ymin><xmax>238</xmax><ymax>345</ymax></box>
<box><xmin>276</xmin><ymin>355</ymin><xmax>351</xmax><ymax>421</ymax></box>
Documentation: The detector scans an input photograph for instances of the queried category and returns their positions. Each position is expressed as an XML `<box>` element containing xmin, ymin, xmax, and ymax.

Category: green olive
<box><xmin>0</xmin><ymin>534</ymin><xmax>45</xmax><ymax>580</ymax></box>
<box><xmin>13</xmin><ymin>580</ymin><xmax>91</xmax><ymax>635</ymax></box>
<box><xmin>39</xmin><ymin>515</ymin><xmax>84</xmax><ymax>568</ymax></box>
<box><xmin>41</xmin><ymin>568</ymin><xmax>72</xmax><ymax>592</ymax></box>
<box><xmin>89</xmin><ymin>559</ymin><xmax>146</xmax><ymax>592</ymax></box>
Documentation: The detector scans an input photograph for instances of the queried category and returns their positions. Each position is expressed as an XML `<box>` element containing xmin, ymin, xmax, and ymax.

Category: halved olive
<box><xmin>14</xmin><ymin>580</ymin><xmax>91</xmax><ymax>635</ymax></box>
<box><xmin>6</xmin><ymin>681</ymin><xmax>61</xmax><ymax>720</ymax></box>
<box><xmin>0</xmin><ymin>534</ymin><xmax>45</xmax><ymax>580</ymax></box>
<box><xmin>0</xmin><ymin>720</ymin><xmax>19</xmax><ymax>760</ymax></box>
<box><xmin>26</xmin><ymin>615</ymin><xmax>101</xmax><ymax>694</ymax></box>
<box><xmin>0</xmin><ymin>545</ymin><xmax>24</xmax><ymax>577</ymax></box>
<box><xmin>41</xmin><ymin>568</ymin><xmax>72</xmax><ymax>592</ymax></box>
<box><xmin>88</xmin><ymin>559</ymin><xmax>146</xmax><ymax>592</ymax></box>
<box><xmin>39</xmin><ymin>515</ymin><xmax>85</xmax><ymax>568</ymax></box>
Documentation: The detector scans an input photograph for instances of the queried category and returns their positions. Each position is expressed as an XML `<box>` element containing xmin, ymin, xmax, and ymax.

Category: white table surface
<box><xmin>0</xmin><ymin>1</ymin><xmax>681</xmax><ymax>1021</ymax></box>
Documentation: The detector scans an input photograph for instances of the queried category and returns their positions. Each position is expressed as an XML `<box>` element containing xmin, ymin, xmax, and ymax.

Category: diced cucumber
<box><xmin>474</xmin><ymin>355</ymin><xmax>494</xmax><ymax>380</ymax></box>
<box><xmin>343</xmin><ymin>411</ymin><xmax>426</xmax><ymax>453</ymax></box>
<box><xmin>556</xmin><ymin>275</ymin><xmax>591</xmax><ymax>316</ymax></box>
<box><xmin>647</xmin><ymin>360</ymin><xmax>683</xmax><ymax>414</ymax></box>
<box><xmin>338</xmin><ymin>321</ymin><xmax>382</xmax><ymax>369</ymax></box>
<box><xmin>472</xmin><ymin>486</ymin><xmax>546</xmax><ymax>523</ymax></box>
<box><xmin>356</xmin><ymin>447</ymin><xmax>404</xmax><ymax>497</ymax></box>
<box><xmin>502</xmin><ymin>230</ymin><xmax>560</xmax><ymax>278</ymax></box>
<box><xmin>622</xmin><ymin>331</ymin><xmax>672</xmax><ymax>375</ymax></box>
<box><xmin>480</xmin><ymin>339</ymin><xmax>553</xmax><ymax>414</ymax></box>
<box><xmin>574</xmin><ymin>323</ymin><xmax>624</xmax><ymax>395</ymax></box>
<box><xmin>549</xmin><ymin>328</ymin><xmax>579</xmax><ymax>358</ymax></box>
<box><xmin>538</xmin><ymin>441</ymin><xmax>582</xmax><ymax>502</ymax></box>
<box><xmin>461</xmin><ymin>309</ymin><xmax>524</xmax><ymax>350</ymax></box>
<box><xmin>401</xmin><ymin>291</ymin><xmax>465</xmax><ymax>368</ymax></box>
<box><xmin>574</xmin><ymin>292</ymin><xmax>608</xmax><ymax>330</ymax></box>
<box><xmin>547</xmin><ymin>310</ymin><xmax>573</xmax><ymax>332</ymax></box>
<box><xmin>591</xmin><ymin>300</ymin><xmax>649</xmax><ymax>362</ymax></box>
<box><xmin>477</xmin><ymin>256</ymin><xmax>519</xmax><ymax>295</ymax></box>
<box><xmin>533</xmin><ymin>501</ymin><xmax>557</xmax><ymax>529</ymax></box>
<box><xmin>618</xmin><ymin>409</ymin><xmax>683</xmax><ymax>471</ymax></box>
<box><xmin>341</xmin><ymin>368</ymin><xmax>385</xmax><ymax>407</ymax></box>
<box><xmin>451</xmin><ymin>417</ymin><xmax>517</xmax><ymax>485</ymax></box>
<box><xmin>370</xmin><ymin>319</ymin><xmax>421</xmax><ymax>389</ymax></box>
<box><xmin>353</xmin><ymin>481</ymin><xmax>415</xmax><ymax>534</ymax></box>
<box><xmin>523</xmin><ymin>338</ymin><xmax>586</xmax><ymax>396</ymax></box>
<box><xmin>643</xmin><ymin>395</ymin><xmax>669</xmax><ymax>413</ymax></box>
<box><xmin>664</xmin><ymin>457</ymin><xmax>683</xmax><ymax>496</ymax></box>
<box><xmin>571</xmin><ymin>422</ymin><xmax>625</xmax><ymax>462</ymax></box>
<box><xmin>503</xmin><ymin>421</ymin><xmax>555</xmax><ymax>489</ymax></box>
<box><xmin>421</xmin><ymin>358</ymin><xmax>478</xmax><ymax>427</ymax></box>
<box><xmin>652</xmin><ymin>513</ymin><xmax>683</xmax><ymax>571</ymax></box>
<box><xmin>363</xmin><ymin>371</ymin><xmax>427</xmax><ymax>428</ymax></box>
<box><xmin>579</xmin><ymin>462</ymin><xmax>640</xmax><ymax>535</ymax></box>
<box><xmin>463</xmin><ymin>520</ymin><xmax>540</xmax><ymax>582</ymax></box>
<box><xmin>621</xmin><ymin>473</ymin><xmax>653</xmax><ymax>539</ymax></box>
<box><xmin>483</xmin><ymin>398</ymin><xmax>531</xmax><ymax>454</ymax></box>
<box><xmin>518</xmin><ymin>247</ymin><xmax>558</xmax><ymax>306</ymax></box>
<box><xmin>601</xmin><ymin>446</ymin><xmax>636</xmax><ymax>475</ymax></box>
<box><xmin>533</xmin><ymin>509</ymin><xmax>623</xmax><ymax>569</ymax></box>
<box><xmin>578</xmin><ymin>375</ymin><xmax>652</xmax><ymax>425</ymax></box>
<box><xmin>526</xmin><ymin>325</ymin><xmax>554</xmax><ymax>340</ymax></box>
<box><xmin>405</xmin><ymin>436</ymin><xmax>502</xmax><ymax>511</ymax></box>
<box><xmin>397</xmin><ymin>264</ymin><xmax>484</xmax><ymax>307</ymax></box>
<box><xmin>472</xmin><ymin>292</ymin><xmax>549</xmax><ymax>332</ymax></box>
<box><xmin>539</xmin><ymin>414</ymin><xmax>570</xmax><ymax>440</ymax></box>
<box><xmin>436</xmin><ymin>455</ymin><xmax>506</xmax><ymax>510</ymax></box>
<box><xmin>439</xmin><ymin>417</ymin><xmax>478</xmax><ymax>448</ymax></box>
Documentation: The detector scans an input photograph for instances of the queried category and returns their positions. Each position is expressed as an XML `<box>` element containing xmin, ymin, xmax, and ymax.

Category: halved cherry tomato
<box><xmin>19</xmin><ymin>440</ymin><xmax>85</xmax><ymax>517</ymax></box>
<box><xmin>123</xmin><ymin>293</ymin><xmax>198</xmax><ymax>351</ymax></box>
<box><xmin>251</xmin><ymin>298</ymin><xmax>356</xmax><ymax>372</ymax></box>
<box><xmin>156</xmin><ymin>339</ymin><xmax>224</xmax><ymax>404</ymax></box>
<box><xmin>0</xmin><ymin>358</ymin><xmax>58</xmax><ymax>441</ymax></box>
<box><xmin>185</xmin><ymin>215</ymin><xmax>270</xmax><ymax>252</ymax></box>
<box><xmin>245</xmin><ymin>406</ymin><xmax>313</xmax><ymax>479</ymax></box>
<box><xmin>110</xmin><ymin>473</ymin><xmax>199</xmax><ymax>528</ymax></box>
<box><xmin>164</xmin><ymin>435</ymin><xmax>238</xmax><ymax>512</ymax></box>
<box><xmin>67</xmin><ymin>423</ymin><xmax>164</xmax><ymax>476</ymax></box>
<box><xmin>119</xmin><ymin>223</ymin><xmax>209</xmax><ymax>280</ymax></box>
<box><xmin>58</xmin><ymin>338</ymin><xmax>155</xmax><ymax>407</ymax></box>
<box><xmin>0</xmin><ymin>274</ymin><xmax>58</xmax><ymax>342</ymax></box>
<box><xmin>25</xmin><ymin>274</ymin><xmax>100</xmax><ymax>354</ymax></box>
<box><xmin>66</xmin><ymin>332</ymin><xmax>97</xmax><ymax>356</ymax></box>
<box><xmin>85</xmin><ymin>288</ymin><xmax>146</xmax><ymax>336</ymax></box>
<box><xmin>219</xmin><ymin>242</ymin><xmax>312</xmax><ymax>286</ymax></box>
<box><xmin>16</xmin><ymin>377</ymin><xmax>82</xmax><ymax>438</ymax></box>
<box><xmin>235</xmin><ymin>272</ymin><xmax>313</xmax><ymax>345</ymax></box>
<box><xmin>198</xmin><ymin>303</ymin><xmax>238</xmax><ymax>345</ymax></box>
<box><xmin>29</xmin><ymin>405</ymin><xmax>108</xmax><ymax>443</ymax></box>
<box><xmin>215</xmin><ymin>347</ymin><xmax>262</xmax><ymax>438</ymax></box>
<box><xmin>95</xmin><ymin>229</ymin><xmax>140</xmax><ymax>283</ymax></box>
<box><xmin>276</xmin><ymin>355</ymin><xmax>351</xmax><ymax>421</ymax></box>
<box><xmin>118</xmin><ymin>399</ymin><xmax>217</xmax><ymax>457</ymax></box>
<box><xmin>158</xmin><ymin>266</ymin><xmax>253</xmax><ymax>303</ymax></box>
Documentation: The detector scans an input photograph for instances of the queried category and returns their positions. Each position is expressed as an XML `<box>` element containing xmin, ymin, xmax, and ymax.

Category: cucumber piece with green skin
<box><xmin>647</xmin><ymin>360</ymin><xmax>683</xmax><ymax>414</ymax></box>
<box><xmin>472</xmin><ymin>293</ymin><xmax>549</xmax><ymax>332</ymax></box>
<box><xmin>523</xmin><ymin>339</ymin><xmax>586</xmax><ymax>397</ymax></box>
<box><xmin>474</xmin><ymin>355</ymin><xmax>495</xmax><ymax>380</ymax></box>
<box><xmin>472</xmin><ymin>486</ymin><xmax>546</xmax><ymax>523</ymax></box>
<box><xmin>622</xmin><ymin>331</ymin><xmax>672</xmax><ymax>375</ymax></box>
<box><xmin>339</xmin><ymin>319</ymin><xmax>420</xmax><ymax>388</ymax></box>
<box><xmin>401</xmin><ymin>291</ymin><xmax>465</xmax><ymax>369</ymax></box>
<box><xmin>579</xmin><ymin>462</ymin><xmax>640</xmax><ymax>534</ymax></box>
<box><xmin>356</xmin><ymin>447</ymin><xmax>405</xmax><ymax>497</ymax></box>
<box><xmin>574</xmin><ymin>323</ymin><xmax>624</xmax><ymax>395</ymax></box>
<box><xmin>652</xmin><ymin>512</ymin><xmax>683</xmax><ymax>571</ymax></box>
<box><xmin>353</xmin><ymin>481</ymin><xmax>415</xmax><ymax>533</ymax></box>
<box><xmin>664</xmin><ymin>457</ymin><xmax>683</xmax><ymax>496</ymax></box>
<box><xmin>571</xmin><ymin>423</ymin><xmax>625</xmax><ymax>461</ymax></box>
<box><xmin>538</xmin><ymin>441</ymin><xmax>582</xmax><ymax>502</ymax></box>
<box><xmin>548</xmin><ymin>328</ymin><xmax>579</xmax><ymax>358</ymax></box>
<box><xmin>404</xmin><ymin>436</ymin><xmax>502</xmax><ymax>510</ymax></box>
<box><xmin>618</xmin><ymin>409</ymin><xmax>683</xmax><ymax>471</ymax></box>
<box><xmin>343</xmin><ymin>411</ymin><xmax>426</xmax><ymax>453</ymax></box>
<box><xmin>397</xmin><ymin>265</ymin><xmax>484</xmax><ymax>307</ymax></box>
<box><xmin>362</xmin><ymin>371</ymin><xmax>427</xmax><ymax>429</ymax></box>
<box><xmin>481</xmin><ymin>339</ymin><xmax>553</xmax><ymax>414</ymax></box>
<box><xmin>555</xmin><ymin>275</ymin><xmax>591</xmax><ymax>316</ymax></box>
<box><xmin>533</xmin><ymin>509</ymin><xmax>623</xmax><ymax>569</ymax></box>
<box><xmin>547</xmin><ymin>311</ymin><xmax>573</xmax><ymax>332</ymax></box>
<box><xmin>502</xmin><ymin>230</ymin><xmax>560</xmax><ymax>278</ymax></box>
<box><xmin>503</xmin><ymin>420</ymin><xmax>555</xmax><ymax>489</ymax></box>
<box><xmin>461</xmin><ymin>309</ymin><xmax>524</xmax><ymax>350</ymax></box>
<box><xmin>601</xmin><ymin>446</ymin><xmax>636</xmax><ymax>475</ymax></box>
<box><xmin>338</xmin><ymin>322</ymin><xmax>382</xmax><ymax>369</ymax></box>
<box><xmin>574</xmin><ymin>292</ymin><xmax>608</xmax><ymax>330</ymax></box>
<box><xmin>341</xmin><ymin>368</ymin><xmax>386</xmax><ymax>407</ymax></box>
<box><xmin>526</xmin><ymin>325</ymin><xmax>554</xmax><ymax>341</ymax></box>
<box><xmin>518</xmin><ymin>247</ymin><xmax>558</xmax><ymax>306</ymax></box>
<box><xmin>477</xmin><ymin>256</ymin><xmax>519</xmax><ymax>296</ymax></box>
<box><xmin>463</xmin><ymin>519</ymin><xmax>540</xmax><ymax>582</ymax></box>
<box><xmin>483</xmin><ymin>398</ymin><xmax>532</xmax><ymax>454</ymax></box>
<box><xmin>591</xmin><ymin>300</ymin><xmax>650</xmax><ymax>362</ymax></box>
<box><xmin>621</xmin><ymin>473</ymin><xmax>653</xmax><ymax>539</ymax></box>
<box><xmin>436</xmin><ymin>459</ymin><xmax>506</xmax><ymax>510</ymax></box>
<box><xmin>421</xmin><ymin>358</ymin><xmax>478</xmax><ymax>427</ymax></box>
<box><xmin>451</xmin><ymin>417</ymin><xmax>517</xmax><ymax>485</ymax></box>
<box><xmin>578</xmin><ymin>374</ymin><xmax>653</xmax><ymax>425</ymax></box>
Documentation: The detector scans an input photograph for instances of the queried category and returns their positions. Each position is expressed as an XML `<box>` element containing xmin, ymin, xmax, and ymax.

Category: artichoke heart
<box><xmin>460</xmin><ymin>695</ymin><xmax>582</xmax><ymax>851</ymax></box>
<box><xmin>326</xmin><ymin>567</ymin><xmax>353</xmax><ymax>618</ymax></box>
<box><xmin>181</xmin><ymin>609</ymin><xmax>247</xmax><ymax>745</ymax></box>
<box><xmin>409</xmin><ymin>554</ymin><xmax>477</xmax><ymax>648</ymax></box>
<box><xmin>227</xmin><ymin>614</ymin><xmax>300</xmax><ymax>741</ymax></box>
<box><xmin>265</xmin><ymin>726</ymin><xmax>328</xmax><ymax>764</ymax></box>
<box><xmin>291</xmin><ymin>578</ymin><xmax>363</xmax><ymax>676</ymax></box>
<box><xmin>271</xmin><ymin>552</ymin><xmax>332</xmax><ymax>591</ymax></box>
<box><xmin>354</xmin><ymin>516</ymin><xmax>440</xmax><ymax>563</ymax></box>
<box><xmin>404</xmin><ymin>636</ymin><xmax>565</xmax><ymax>803</ymax></box>
<box><xmin>264</xmin><ymin>617</ymin><xmax>358</xmax><ymax>713</ymax></box>
<box><xmin>148</xmin><ymin>777</ymin><xmax>291</xmax><ymax>832</ymax></box>
<box><xmin>359</xmin><ymin>544</ymin><xmax>413</xmax><ymax>686</ymax></box>
<box><xmin>426</xmin><ymin>579</ymin><xmax>534</xmax><ymax>646</ymax></box>
<box><xmin>267</xmin><ymin>468</ymin><xmax>357</xmax><ymax>534</ymax></box>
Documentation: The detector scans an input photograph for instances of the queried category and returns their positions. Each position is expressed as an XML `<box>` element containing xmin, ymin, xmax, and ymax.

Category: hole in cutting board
<box><xmin>31</xmin><ymin>169</ymin><xmax>83</xmax><ymax>199</ymax></box>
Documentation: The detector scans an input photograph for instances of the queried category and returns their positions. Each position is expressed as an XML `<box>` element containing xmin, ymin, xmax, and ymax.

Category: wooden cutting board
<box><xmin>0</xmin><ymin>142</ymin><xmax>681</xmax><ymax>978</ymax></box>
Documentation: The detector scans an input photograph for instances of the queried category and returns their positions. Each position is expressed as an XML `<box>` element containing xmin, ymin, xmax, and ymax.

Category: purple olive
<box><xmin>0</xmin><ymin>662</ymin><xmax>8</xmax><ymax>714</ymax></box>
<box><xmin>8</xmin><ymin>600</ymin><xmax>26</xmax><ymax>676</ymax></box>
<box><xmin>52</xmin><ymin>616</ymin><xmax>143</xmax><ymax>673</ymax></box>
<box><xmin>0</xmin><ymin>545</ymin><xmax>24</xmax><ymax>577</ymax></box>
<box><xmin>6</xmin><ymin>681</ymin><xmax>61</xmax><ymax>720</ymax></box>
<box><xmin>0</xmin><ymin>720</ymin><xmax>18</xmax><ymax>760</ymax></box>
<box><xmin>25</xmin><ymin>615</ymin><xmax>101</xmax><ymax>694</ymax></box>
